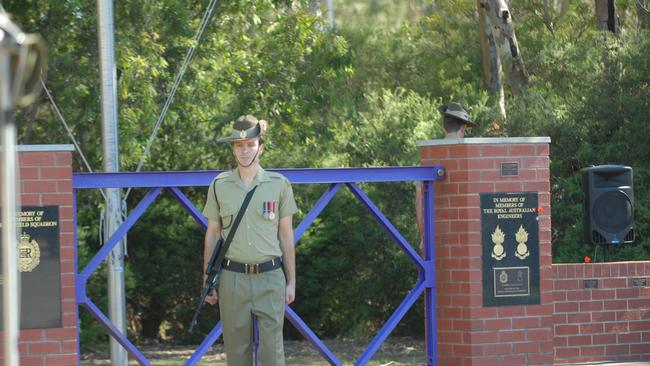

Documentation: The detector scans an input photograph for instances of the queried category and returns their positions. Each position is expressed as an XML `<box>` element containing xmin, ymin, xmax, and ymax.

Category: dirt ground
<box><xmin>80</xmin><ymin>337</ymin><xmax>426</xmax><ymax>366</ymax></box>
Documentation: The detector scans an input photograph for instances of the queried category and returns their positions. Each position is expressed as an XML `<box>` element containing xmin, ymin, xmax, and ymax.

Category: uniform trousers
<box><xmin>218</xmin><ymin>267</ymin><xmax>286</xmax><ymax>366</ymax></box>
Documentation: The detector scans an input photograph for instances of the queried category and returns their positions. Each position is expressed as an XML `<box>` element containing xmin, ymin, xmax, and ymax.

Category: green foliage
<box><xmin>124</xmin><ymin>196</ymin><xmax>206</xmax><ymax>341</ymax></box>
<box><xmin>5</xmin><ymin>0</ymin><xmax>650</xmax><ymax>347</ymax></box>
<box><xmin>75</xmin><ymin>193</ymin><xmax>111</xmax><ymax>351</ymax></box>
<box><xmin>550</xmin><ymin>30</ymin><xmax>650</xmax><ymax>263</ymax></box>
<box><xmin>294</xmin><ymin>184</ymin><xmax>420</xmax><ymax>338</ymax></box>
<box><xmin>340</xmin><ymin>88</ymin><xmax>442</xmax><ymax>166</ymax></box>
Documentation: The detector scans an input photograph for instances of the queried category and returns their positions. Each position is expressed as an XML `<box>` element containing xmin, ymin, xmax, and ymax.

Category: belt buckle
<box><xmin>245</xmin><ymin>263</ymin><xmax>259</xmax><ymax>274</ymax></box>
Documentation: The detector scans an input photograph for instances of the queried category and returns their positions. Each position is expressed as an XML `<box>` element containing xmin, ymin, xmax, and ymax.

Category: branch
<box><xmin>479</xmin><ymin>0</ymin><xmax>531</xmax><ymax>95</ymax></box>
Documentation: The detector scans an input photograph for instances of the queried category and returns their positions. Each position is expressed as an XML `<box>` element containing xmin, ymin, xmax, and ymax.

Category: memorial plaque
<box><xmin>501</xmin><ymin>162</ymin><xmax>519</xmax><ymax>176</ymax></box>
<box><xmin>0</xmin><ymin>206</ymin><xmax>61</xmax><ymax>329</ymax></box>
<box><xmin>494</xmin><ymin>267</ymin><xmax>530</xmax><ymax>297</ymax></box>
<box><xmin>481</xmin><ymin>192</ymin><xmax>540</xmax><ymax>306</ymax></box>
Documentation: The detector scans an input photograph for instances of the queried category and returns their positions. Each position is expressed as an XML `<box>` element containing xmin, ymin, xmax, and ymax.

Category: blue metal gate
<box><xmin>73</xmin><ymin>166</ymin><xmax>443</xmax><ymax>365</ymax></box>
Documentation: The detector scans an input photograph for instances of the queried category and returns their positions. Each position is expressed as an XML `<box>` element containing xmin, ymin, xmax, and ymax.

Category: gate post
<box><xmin>0</xmin><ymin>144</ymin><xmax>78</xmax><ymax>365</ymax></box>
<box><xmin>419</xmin><ymin>137</ymin><xmax>553</xmax><ymax>366</ymax></box>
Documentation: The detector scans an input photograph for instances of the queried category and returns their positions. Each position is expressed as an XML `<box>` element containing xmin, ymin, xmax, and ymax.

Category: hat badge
<box><xmin>239</xmin><ymin>130</ymin><xmax>247</xmax><ymax>138</ymax></box>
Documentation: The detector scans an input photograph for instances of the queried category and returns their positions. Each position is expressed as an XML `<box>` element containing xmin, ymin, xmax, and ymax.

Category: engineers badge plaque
<box><xmin>0</xmin><ymin>206</ymin><xmax>61</xmax><ymax>329</ymax></box>
<box><xmin>481</xmin><ymin>192</ymin><xmax>540</xmax><ymax>306</ymax></box>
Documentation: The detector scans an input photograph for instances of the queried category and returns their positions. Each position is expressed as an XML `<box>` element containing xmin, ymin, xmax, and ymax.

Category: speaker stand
<box><xmin>603</xmin><ymin>244</ymin><xmax>611</xmax><ymax>262</ymax></box>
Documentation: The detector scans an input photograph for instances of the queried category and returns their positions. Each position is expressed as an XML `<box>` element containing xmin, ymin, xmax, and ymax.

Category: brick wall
<box><xmin>420</xmin><ymin>137</ymin><xmax>650</xmax><ymax>366</ymax></box>
<box><xmin>553</xmin><ymin>262</ymin><xmax>650</xmax><ymax>364</ymax></box>
<box><xmin>0</xmin><ymin>145</ymin><xmax>78</xmax><ymax>365</ymax></box>
<box><xmin>420</xmin><ymin>137</ymin><xmax>553</xmax><ymax>366</ymax></box>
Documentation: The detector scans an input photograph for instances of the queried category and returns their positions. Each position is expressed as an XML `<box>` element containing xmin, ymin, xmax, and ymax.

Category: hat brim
<box><xmin>217</xmin><ymin>124</ymin><xmax>262</xmax><ymax>143</ymax></box>
<box><xmin>442</xmin><ymin>111</ymin><xmax>477</xmax><ymax>127</ymax></box>
<box><xmin>438</xmin><ymin>105</ymin><xmax>476</xmax><ymax>127</ymax></box>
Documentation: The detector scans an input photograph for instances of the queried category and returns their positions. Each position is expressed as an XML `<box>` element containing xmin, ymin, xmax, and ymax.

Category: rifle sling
<box><xmin>212</xmin><ymin>185</ymin><xmax>257</xmax><ymax>271</ymax></box>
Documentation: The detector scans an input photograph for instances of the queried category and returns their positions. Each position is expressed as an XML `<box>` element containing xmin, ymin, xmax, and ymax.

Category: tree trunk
<box><xmin>18</xmin><ymin>94</ymin><xmax>42</xmax><ymax>144</ymax></box>
<box><xmin>478</xmin><ymin>0</ymin><xmax>506</xmax><ymax>119</ymax></box>
<box><xmin>638</xmin><ymin>0</ymin><xmax>650</xmax><ymax>29</ymax></box>
<box><xmin>595</xmin><ymin>0</ymin><xmax>619</xmax><ymax>33</ymax></box>
<box><xmin>479</xmin><ymin>0</ymin><xmax>530</xmax><ymax>96</ymax></box>
<box><xmin>478</xmin><ymin>0</ymin><xmax>490</xmax><ymax>89</ymax></box>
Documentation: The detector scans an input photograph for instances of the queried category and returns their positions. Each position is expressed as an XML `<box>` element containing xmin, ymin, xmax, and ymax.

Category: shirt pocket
<box><xmin>219</xmin><ymin>206</ymin><xmax>237</xmax><ymax>230</ymax></box>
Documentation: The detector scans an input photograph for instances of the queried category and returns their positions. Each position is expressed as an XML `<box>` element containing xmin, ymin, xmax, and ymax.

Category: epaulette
<box><xmin>215</xmin><ymin>171</ymin><xmax>231</xmax><ymax>181</ymax></box>
<box><xmin>265</xmin><ymin>171</ymin><xmax>285</xmax><ymax>180</ymax></box>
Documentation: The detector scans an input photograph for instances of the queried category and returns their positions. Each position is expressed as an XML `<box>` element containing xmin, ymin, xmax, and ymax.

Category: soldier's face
<box><xmin>233</xmin><ymin>138</ymin><xmax>263</xmax><ymax>166</ymax></box>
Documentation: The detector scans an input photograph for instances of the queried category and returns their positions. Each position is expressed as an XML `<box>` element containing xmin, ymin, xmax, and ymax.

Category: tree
<box><xmin>478</xmin><ymin>0</ymin><xmax>506</xmax><ymax>118</ymax></box>
<box><xmin>478</xmin><ymin>0</ymin><xmax>531</xmax><ymax>102</ymax></box>
<box><xmin>595</xmin><ymin>0</ymin><xmax>619</xmax><ymax>33</ymax></box>
<box><xmin>638</xmin><ymin>0</ymin><xmax>650</xmax><ymax>28</ymax></box>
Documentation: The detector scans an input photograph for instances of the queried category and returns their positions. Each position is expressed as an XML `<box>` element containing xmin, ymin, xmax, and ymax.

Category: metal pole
<box><xmin>423</xmin><ymin>180</ymin><xmax>437</xmax><ymax>366</ymax></box>
<box><xmin>0</xmin><ymin>44</ymin><xmax>20</xmax><ymax>366</ymax></box>
<box><xmin>0</xmin><ymin>11</ymin><xmax>44</xmax><ymax>366</ymax></box>
<box><xmin>327</xmin><ymin>0</ymin><xmax>334</xmax><ymax>28</ymax></box>
<box><xmin>96</xmin><ymin>1</ymin><xmax>127</xmax><ymax>365</ymax></box>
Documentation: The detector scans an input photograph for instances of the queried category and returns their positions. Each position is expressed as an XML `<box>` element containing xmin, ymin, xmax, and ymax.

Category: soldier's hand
<box><xmin>205</xmin><ymin>288</ymin><xmax>218</xmax><ymax>305</ymax></box>
<box><xmin>285</xmin><ymin>282</ymin><xmax>295</xmax><ymax>304</ymax></box>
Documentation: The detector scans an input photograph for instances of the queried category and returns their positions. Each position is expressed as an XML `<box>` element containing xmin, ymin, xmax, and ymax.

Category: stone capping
<box><xmin>417</xmin><ymin>136</ymin><xmax>551</xmax><ymax>147</ymax></box>
<box><xmin>16</xmin><ymin>144</ymin><xmax>75</xmax><ymax>152</ymax></box>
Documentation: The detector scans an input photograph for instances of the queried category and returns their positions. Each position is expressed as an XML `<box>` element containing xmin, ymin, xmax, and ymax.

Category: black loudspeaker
<box><xmin>582</xmin><ymin>165</ymin><xmax>634</xmax><ymax>245</ymax></box>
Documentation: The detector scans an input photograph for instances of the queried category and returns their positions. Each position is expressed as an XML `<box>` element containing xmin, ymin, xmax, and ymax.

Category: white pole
<box><xmin>1</xmin><ymin>10</ymin><xmax>44</xmax><ymax>366</ymax></box>
<box><xmin>327</xmin><ymin>0</ymin><xmax>335</xmax><ymax>28</ymax></box>
<box><xmin>0</xmin><ymin>12</ymin><xmax>21</xmax><ymax>366</ymax></box>
<box><xmin>0</xmin><ymin>52</ymin><xmax>20</xmax><ymax>366</ymax></box>
<box><xmin>96</xmin><ymin>1</ymin><xmax>127</xmax><ymax>365</ymax></box>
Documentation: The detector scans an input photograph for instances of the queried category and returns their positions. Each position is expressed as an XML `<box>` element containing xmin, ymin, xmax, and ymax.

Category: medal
<box><xmin>262</xmin><ymin>201</ymin><xmax>269</xmax><ymax>219</ymax></box>
<box><xmin>268</xmin><ymin>201</ymin><xmax>276</xmax><ymax>220</ymax></box>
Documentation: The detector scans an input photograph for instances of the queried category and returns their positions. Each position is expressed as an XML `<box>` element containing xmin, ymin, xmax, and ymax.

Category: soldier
<box><xmin>437</xmin><ymin>102</ymin><xmax>476</xmax><ymax>138</ymax></box>
<box><xmin>416</xmin><ymin>103</ymin><xmax>476</xmax><ymax>252</ymax></box>
<box><xmin>202</xmin><ymin>115</ymin><xmax>298</xmax><ymax>366</ymax></box>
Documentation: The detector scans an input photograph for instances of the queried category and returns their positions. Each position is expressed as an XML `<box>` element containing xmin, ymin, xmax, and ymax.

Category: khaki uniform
<box><xmin>203</xmin><ymin>167</ymin><xmax>298</xmax><ymax>366</ymax></box>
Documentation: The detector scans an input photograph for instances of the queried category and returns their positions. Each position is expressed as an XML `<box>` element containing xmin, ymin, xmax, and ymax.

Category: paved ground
<box><xmin>556</xmin><ymin>363</ymin><xmax>650</xmax><ymax>366</ymax></box>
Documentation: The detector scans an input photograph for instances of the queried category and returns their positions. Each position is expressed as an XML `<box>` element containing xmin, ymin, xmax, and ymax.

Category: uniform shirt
<box><xmin>203</xmin><ymin>167</ymin><xmax>298</xmax><ymax>264</ymax></box>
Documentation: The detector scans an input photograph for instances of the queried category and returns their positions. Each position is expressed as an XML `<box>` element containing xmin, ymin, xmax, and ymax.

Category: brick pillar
<box><xmin>0</xmin><ymin>145</ymin><xmax>78</xmax><ymax>365</ymax></box>
<box><xmin>419</xmin><ymin>137</ymin><xmax>553</xmax><ymax>366</ymax></box>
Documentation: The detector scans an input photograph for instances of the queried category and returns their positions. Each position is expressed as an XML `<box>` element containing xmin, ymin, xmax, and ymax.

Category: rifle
<box><xmin>188</xmin><ymin>238</ymin><xmax>223</xmax><ymax>333</ymax></box>
<box><xmin>188</xmin><ymin>185</ymin><xmax>257</xmax><ymax>333</ymax></box>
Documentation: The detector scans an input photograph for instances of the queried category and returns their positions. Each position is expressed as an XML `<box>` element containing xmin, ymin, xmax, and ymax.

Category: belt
<box><xmin>222</xmin><ymin>258</ymin><xmax>282</xmax><ymax>274</ymax></box>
